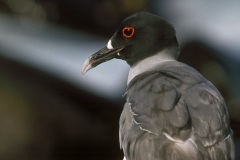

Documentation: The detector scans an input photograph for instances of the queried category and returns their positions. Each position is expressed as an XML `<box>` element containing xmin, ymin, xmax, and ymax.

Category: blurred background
<box><xmin>0</xmin><ymin>0</ymin><xmax>239</xmax><ymax>159</ymax></box>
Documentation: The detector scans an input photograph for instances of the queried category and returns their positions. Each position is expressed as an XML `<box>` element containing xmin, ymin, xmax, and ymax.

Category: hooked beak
<box><xmin>82</xmin><ymin>46</ymin><xmax>123</xmax><ymax>75</ymax></box>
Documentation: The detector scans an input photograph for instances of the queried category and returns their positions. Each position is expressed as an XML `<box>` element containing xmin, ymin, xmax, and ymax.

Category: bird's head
<box><xmin>82</xmin><ymin>11</ymin><xmax>179</xmax><ymax>75</ymax></box>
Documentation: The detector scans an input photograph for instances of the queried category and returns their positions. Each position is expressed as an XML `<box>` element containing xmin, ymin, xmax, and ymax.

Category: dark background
<box><xmin>0</xmin><ymin>0</ymin><xmax>239</xmax><ymax>159</ymax></box>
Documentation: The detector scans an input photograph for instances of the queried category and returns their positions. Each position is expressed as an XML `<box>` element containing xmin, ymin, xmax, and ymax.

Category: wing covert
<box><xmin>185</xmin><ymin>82</ymin><xmax>231</xmax><ymax>146</ymax></box>
<box><xmin>126</xmin><ymin>72</ymin><xmax>191</xmax><ymax>141</ymax></box>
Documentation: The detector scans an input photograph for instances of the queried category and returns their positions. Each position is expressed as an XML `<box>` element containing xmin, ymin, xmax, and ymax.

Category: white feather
<box><xmin>127</xmin><ymin>48</ymin><xmax>176</xmax><ymax>84</ymax></box>
<box><xmin>107</xmin><ymin>40</ymin><xmax>113</xmax><ymax>49</ymax></box>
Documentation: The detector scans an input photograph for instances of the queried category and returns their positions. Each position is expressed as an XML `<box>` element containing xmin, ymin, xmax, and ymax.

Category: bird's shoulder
<box><xmin>125</xmin><ymin>61</ymin><xmax>197</xmax><ymax>139</ymax></box>
<box><xmin>125</xmin><ymin>61</ymin><xmax>231</xmax><ymax>144</ymax></box>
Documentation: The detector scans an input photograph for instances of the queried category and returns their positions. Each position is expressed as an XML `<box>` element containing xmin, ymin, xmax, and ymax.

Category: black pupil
<box><xmin>124</xmin><ymin>29</ymin><xmax>133</xmax><ymax>36</ymax></box>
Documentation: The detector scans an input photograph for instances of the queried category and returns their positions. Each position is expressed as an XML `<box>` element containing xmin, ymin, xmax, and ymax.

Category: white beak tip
<box><xmin>82</xmin><ymin>58</ymin><xmax>92</xmax><ymax>75</ymax></box>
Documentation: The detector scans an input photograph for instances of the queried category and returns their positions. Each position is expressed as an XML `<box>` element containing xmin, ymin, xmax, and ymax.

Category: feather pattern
<box><xmin>120</xmin><ymin>61</ymin><xmax>235</xmax><ymax>160</ymax></box>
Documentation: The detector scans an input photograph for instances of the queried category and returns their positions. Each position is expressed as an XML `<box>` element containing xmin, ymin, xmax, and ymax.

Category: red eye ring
<box><xmin>122</xmin><ymin>27</ymin><xmax>135</xmax><ymax>38</ymax></box>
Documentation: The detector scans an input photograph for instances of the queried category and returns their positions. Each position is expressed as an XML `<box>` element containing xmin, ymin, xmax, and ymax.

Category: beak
<box><xmin>82</xmin><ymin>46</ymin><xmax>123</xmax><ymax>75</ymax></box>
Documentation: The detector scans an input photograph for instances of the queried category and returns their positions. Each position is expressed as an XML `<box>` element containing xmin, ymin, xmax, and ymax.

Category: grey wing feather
<box><xmin>185</xmin><ymin>81</ymin><xmax>235</xmax><ymax>159</ymax></box>
<box><xmin>126</xmin><ymin>72</ymin><xmax>191</xmax><ymax>138</ymax></box>
<box><xmin>120</xmin><ymin>102</ymin><xmax>201</xmax><ymax>160</ymax></box>
<box><xmin>120</xmin><ymin>62</ymin><xmax>235</xmax><ymax>160</ymax></box>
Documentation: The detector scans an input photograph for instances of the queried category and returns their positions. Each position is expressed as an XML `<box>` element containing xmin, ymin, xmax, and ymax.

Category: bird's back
<box><xmin>120</xmin><ymin>61</ymin><xmax>235</xmax><ymax>160</ymax></box>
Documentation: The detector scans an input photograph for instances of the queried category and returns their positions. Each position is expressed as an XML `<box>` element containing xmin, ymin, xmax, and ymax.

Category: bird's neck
<box><xmin>127</xmin><ymin>47</ymin><xmax>178</xmax><ymax>84</ymax></box>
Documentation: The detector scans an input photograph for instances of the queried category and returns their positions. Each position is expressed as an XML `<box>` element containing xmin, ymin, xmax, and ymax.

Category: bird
<box><xmin>82</xmin><ymin>11</ymin><xmax>235</xmax><ymax>160</ymax></box>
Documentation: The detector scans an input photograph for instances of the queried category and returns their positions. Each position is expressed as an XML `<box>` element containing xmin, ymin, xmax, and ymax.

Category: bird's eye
<box><xmin>122</xmin><ymin>27</ymin><xmax>135</xmax><ymax>38</ymax></box>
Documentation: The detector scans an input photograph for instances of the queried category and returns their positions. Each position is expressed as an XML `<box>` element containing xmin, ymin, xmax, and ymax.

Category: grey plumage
<box><xmin>120</xmin><ymin>61</ymin><xmax>235</xmax><ymax>160</ymax></box>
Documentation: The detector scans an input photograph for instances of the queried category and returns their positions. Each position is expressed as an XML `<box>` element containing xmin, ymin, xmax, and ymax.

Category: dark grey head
<box><xmin>82</xmin><ymin>11</ymin><xmax>179</xmax><ymax>74</ymax></box>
